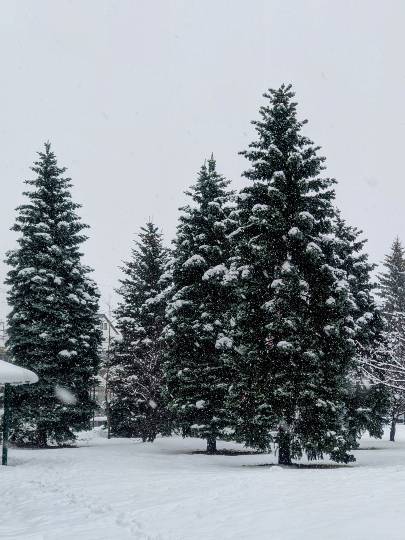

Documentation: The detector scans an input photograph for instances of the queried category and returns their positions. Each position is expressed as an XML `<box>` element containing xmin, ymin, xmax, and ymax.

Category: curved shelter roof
<box><xmin>0</xmin><ymin>359</ymin><xmax>38</xmax><ymax>385</ymax></box>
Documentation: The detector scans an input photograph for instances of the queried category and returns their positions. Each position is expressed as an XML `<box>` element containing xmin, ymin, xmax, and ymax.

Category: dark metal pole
<box><xmin>92</xmin><ymin>385</ymin><xmax>96</xmax><ymax>429</ymax></box>
<box><xmin>2</xmin><ymin>383</ymin><xmax>11</xmax><ymax>466</ymax></box>
<box><xmin>106</xmin><ymin>318</ymin><xmax>111</xmax><ymax>439</ymax></box>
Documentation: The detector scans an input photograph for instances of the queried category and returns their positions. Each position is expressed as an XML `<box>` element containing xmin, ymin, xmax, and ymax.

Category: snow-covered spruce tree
<box><xmin>163</xmin><ymin>156</ymin><xmax>234</xmax><ymax>454</ymax></box>
<box><xmin>375</xmin><ymin>238</ymin><xmax>405</xmax><ymax>441</ymax></box>
<box><xmin>5</xmin><ymin>143</ymin><xmax>101</xmax><ymax>446</ymax></box>
<box><xmin>109</xmin><ymin>221</ymin><xmax>170</xmax><ymax>441</ymax></box>
<box><xmin>332</xmin><ymin>214</ymin><xmax>389</xmax><ymax>441</ymax></box>
<box><xmin>226</xmin><ymin>85</ymin><xmax>361</xmax><ymax>464</ymax></box>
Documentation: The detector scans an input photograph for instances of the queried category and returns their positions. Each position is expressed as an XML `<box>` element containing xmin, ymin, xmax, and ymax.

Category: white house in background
<box><xmin>98</xmin><ymin>313</ymin><xmax>121</xmax><ymax>353</ymax></box>
<box><xmin>0</xmin><ymin>320</ymin><xmax>7</xmax><ymax>349</ymax></box>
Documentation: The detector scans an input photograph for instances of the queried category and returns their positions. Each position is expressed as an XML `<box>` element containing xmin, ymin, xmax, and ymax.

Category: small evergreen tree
<box><xmin>163</xmin><ymin>156</ymin><xmax>234</xmax><ymax>453</ymax></box>
<box><xmin>5</xmin><ymin>143</ymin><xmax>101</xmax><ymax>446</ymax></box>
<box><xmin>226</xmin><ymin>85</ymin><xmax>362</xmax><ymax>464</ymax></box>
<box><xmin>110</xmin><ymin>221</ymin><xmax>170</xmax><ymax>441</ymax></box>
<box><xmin>332</xmin><ymin>214</ymin><xmax>388</xmax><ymax>441</ymax></box>
<box><xmin>376</xmin><ymin>238</ymin><xmax>405</xmax><ymax>441</ymax></box>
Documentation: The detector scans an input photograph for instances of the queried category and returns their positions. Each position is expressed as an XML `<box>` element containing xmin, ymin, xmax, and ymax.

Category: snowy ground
<box><xmin>2</xmin><ymin>427</ymin><xmax>405</xmax><ymax>540</ymax></box>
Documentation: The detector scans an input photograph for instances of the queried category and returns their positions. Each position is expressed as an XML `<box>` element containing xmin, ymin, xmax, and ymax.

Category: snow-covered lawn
<box><xmin>2</xmin><ymin>427</ymin><xmax>405</xmax><ymax>540</ymax></box>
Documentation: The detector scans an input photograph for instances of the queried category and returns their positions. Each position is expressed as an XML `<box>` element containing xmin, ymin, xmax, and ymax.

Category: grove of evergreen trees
<box><xmin>3</xmin><ymin>85</ymin><xmax>392</xmax><ymax>463</ymax></box>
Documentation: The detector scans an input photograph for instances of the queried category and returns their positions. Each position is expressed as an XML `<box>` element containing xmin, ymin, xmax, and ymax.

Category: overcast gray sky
<box><xmin>0</xmin><ymin>0</ymin><xmax>403</xmax><ymax>319</ymax></box>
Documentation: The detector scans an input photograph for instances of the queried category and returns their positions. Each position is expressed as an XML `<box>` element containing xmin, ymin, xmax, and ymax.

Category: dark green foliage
<box><xmin>163</xmin><ymin>157</ymin><xmax>234</xmax><ymax>451</ymax></box>
<box><xmin>110</xmin><ymin>222</ymin><xmax>170</xmax><ymax>441</ymax></box>
<box><xmin>344</xmin><ymin>382</ymin><xmax>389</xmax><ymax>441</ymax></box>
<box><xmin>332</xmin><ymin>214</ymin><xmax>388</xmax><ymax>441</ymax></box>
<box><xmin>225</xmin><ymin>85</ymin><xmax>364</xmax><ymax>463</ymax></box>
<box><xmin>5</xmin><ymin>143</ymin><xmax>101</xmax><ymax>446</ymax></box>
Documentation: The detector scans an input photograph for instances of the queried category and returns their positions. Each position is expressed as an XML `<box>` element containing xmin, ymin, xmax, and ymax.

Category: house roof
<box><xmin>98</xmin><ymin>313</ymin><xmax>120</xmax><ymax>335</ymax></box>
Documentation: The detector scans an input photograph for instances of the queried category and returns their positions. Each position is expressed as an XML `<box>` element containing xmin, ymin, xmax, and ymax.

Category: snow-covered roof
<box><xmin>0</xmin><ymin>359</ymin><xmax>38</xmax><ymax>385</ymax></box>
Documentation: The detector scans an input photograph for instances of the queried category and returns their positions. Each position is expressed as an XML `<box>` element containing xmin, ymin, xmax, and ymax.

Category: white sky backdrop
<box><xmin>0</xmin><ymin>0</ymin><xmax>403</xmax><ymax>319</ymax></box>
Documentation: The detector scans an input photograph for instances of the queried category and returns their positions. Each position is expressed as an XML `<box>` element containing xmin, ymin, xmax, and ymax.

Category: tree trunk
<box><xmin>36</xmin><ymin>428</ymin><xmax>47</xmax><ymax>448</ymax></box>
<box><xmin>390</xmin><ymin>416</ymin><xmax>397</xmax><ymax>442</ymax></box>
<box><xmin>206</xmin><ymin>436</ymin><xmax>217</xmax><ymax>454</ymax></box>
<box><xmin>278</xmin><ymin>428</ymin><xmax>292</xmax><ymax>465</ymax></box>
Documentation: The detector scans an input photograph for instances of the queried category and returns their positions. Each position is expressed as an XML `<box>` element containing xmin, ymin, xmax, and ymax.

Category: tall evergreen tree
<box><xmin>110</xmin><ymin>221</ymin><xmax>170</xmax><ymax>441</ymax></box>
<box><xmin>226</xmin><ymin>85</ymin><xmax>361</xmax><ymax>464</ymax></box>
<box><xmin>376</xmin><ymin>238</ymin><xmax>405</xmax><ymax>441</ymax></box>
<box><xmin>163</xmin><ymin>156</ymin><xmax>234</xmax><ymax>453</ymax></box>
<box><xmin>5</xmin><ymin>143</ymin><xmax>101</xmax><ymax>446</ymax></box>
